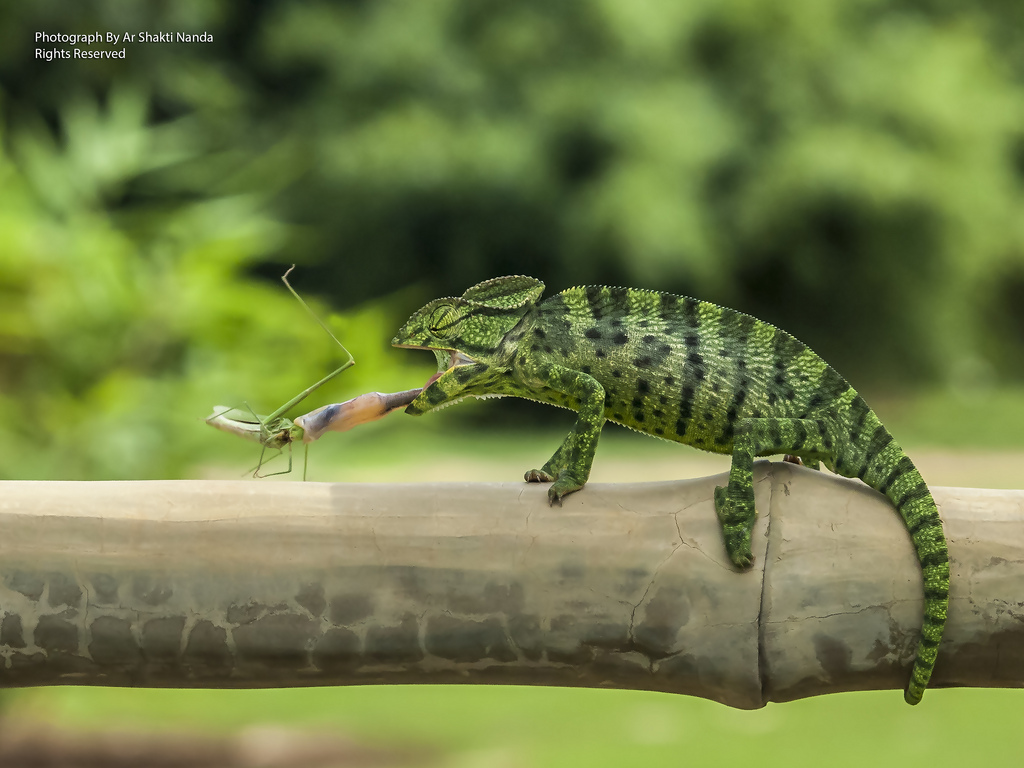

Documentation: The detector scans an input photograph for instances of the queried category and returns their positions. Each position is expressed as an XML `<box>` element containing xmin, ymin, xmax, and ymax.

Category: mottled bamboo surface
<box><xmin>1</xmin><ymin>463</ymin><xmax>1021</xmax><ymax>709</ymax></box>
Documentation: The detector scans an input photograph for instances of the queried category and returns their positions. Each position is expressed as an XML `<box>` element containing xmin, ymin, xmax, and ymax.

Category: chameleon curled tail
<box><xmin>883</xmin><ymin>460</ymin><xmax>948</xmax><ymax>705</ymax></box>
<box><xmin>714</xmin><ymin>396</ymin><xmax>949</xmax><ymax>704</ymax></box>
<box><xmin>839</xmin><ymin>415</ymin><xmax>949</xmax><ymax>705</ymax></box>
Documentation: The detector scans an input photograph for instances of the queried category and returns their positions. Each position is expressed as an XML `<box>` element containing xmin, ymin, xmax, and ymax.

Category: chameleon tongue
<box><xmin>425</xmin><ymin>371</ymin><xmax>443</xmax><ymax>387</ymax></box>
<box><xmin>295</xmin><ymin>388</ymin><xmax>423</xmax><ymax>443</ymax></box>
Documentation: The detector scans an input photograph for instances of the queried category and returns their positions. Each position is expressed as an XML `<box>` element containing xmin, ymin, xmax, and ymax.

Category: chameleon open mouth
<box><xmin>392</xmin><ymin>339</ymin><xmax>477</xmax><ymax>389</ymax></box>
<box><xmin>421</xmin><ymin>350</ymin><xmax>476</xmax><ymax>388</ymax></box>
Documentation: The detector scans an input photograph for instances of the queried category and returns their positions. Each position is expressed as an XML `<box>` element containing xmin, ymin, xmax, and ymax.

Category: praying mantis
<box><xmin>205</xmin><ymin>267</ymin><xmax>420</xmax><ymax>477</ymax></box>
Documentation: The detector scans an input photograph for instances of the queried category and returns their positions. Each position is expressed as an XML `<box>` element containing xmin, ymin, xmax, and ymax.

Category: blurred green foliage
<box><xmin>0</xmin><ymin>88</ymin><xmax>424</xmax><ymax>479</ymax></box>
<box><xmin>1</xmin><ymin>0</ymin><xmax>1023</xmax><ymax>479</ymax></box>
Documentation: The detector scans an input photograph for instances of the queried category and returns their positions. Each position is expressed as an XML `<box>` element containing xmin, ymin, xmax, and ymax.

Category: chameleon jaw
<box><xmin>392</xmin><ymin>347</ymin><xmax>479</xmax><ymax>415</ymax></box>
<box><xmin>394</xmin><ymin>347</ymin><xmax>476</xmax><ymax>389</ymax></box>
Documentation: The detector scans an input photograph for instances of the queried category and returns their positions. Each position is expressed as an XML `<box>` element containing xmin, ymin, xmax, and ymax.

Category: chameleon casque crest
<box><xmin>392</xmin><ymin>275</ymin><xmax>950</xmax><ymax>704</ymax></box>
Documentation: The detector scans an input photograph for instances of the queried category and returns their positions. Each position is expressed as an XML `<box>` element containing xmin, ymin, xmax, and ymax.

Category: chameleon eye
<box><xmin>428</xmin><ymin>305</ymin><xmax>461</xmax><ymax>339</ymax></box>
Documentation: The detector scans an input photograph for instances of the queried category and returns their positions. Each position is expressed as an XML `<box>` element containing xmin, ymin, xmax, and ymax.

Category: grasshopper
<box><xmin>206</xmin><ymin>267</ymin><xmax>420</xmax><ymax>477</ymax></box>
<box><xmin>206</xmin><ymin>266</ymin><xmax>355</xmax><ymax>477</ymax></box>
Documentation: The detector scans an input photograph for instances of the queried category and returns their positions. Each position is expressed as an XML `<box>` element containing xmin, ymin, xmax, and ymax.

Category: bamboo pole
<box><xmin>0</xmin><ymin>463</ymin><xmax>1021</xmax><ymax>709</ymax></box>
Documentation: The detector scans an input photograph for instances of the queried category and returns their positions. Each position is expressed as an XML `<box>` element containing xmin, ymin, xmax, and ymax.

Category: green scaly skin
<box><xmin>392</xmin><ymin>276</ymin><xmax>949</xmax><ymax>705</ymax></box>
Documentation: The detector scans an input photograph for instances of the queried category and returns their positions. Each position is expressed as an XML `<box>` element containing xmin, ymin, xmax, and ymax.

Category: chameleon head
<box><xmin>392</xmin><ymin>275</ymin><xmax>545</xmax><ymax>414</ymax></box>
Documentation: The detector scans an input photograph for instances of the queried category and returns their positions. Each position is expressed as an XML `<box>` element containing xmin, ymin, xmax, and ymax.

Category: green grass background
<box><xmin>8</xmin><ymin>684</ymin><xmax>1021</xmax><ymax>767</ymax></box>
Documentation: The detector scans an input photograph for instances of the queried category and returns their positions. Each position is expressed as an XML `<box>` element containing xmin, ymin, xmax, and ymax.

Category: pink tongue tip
<box><xmin>425</xmin><ymin>371</ymin><xmax>443</xmax><ymax>387</ymax></box>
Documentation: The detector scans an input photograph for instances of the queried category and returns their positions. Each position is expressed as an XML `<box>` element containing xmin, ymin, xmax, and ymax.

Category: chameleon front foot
<box><xmin>524</xmin><ymin>468</ymin><xmax>555</xmax><ymax>483</ymax></box>
<box><xmin>524</xmin><ymin>468</ymin><xmax>583</xmax><ymax>506</ymax></box>
<box><xmin>714</xmin><ymin>485</ymin><xmax>756</xmax><ymax>569</ymax></box>
<box><xmin>546</xmin><ymin>478</ymin><xmax>585</xmax><ymax>506</ymax></box>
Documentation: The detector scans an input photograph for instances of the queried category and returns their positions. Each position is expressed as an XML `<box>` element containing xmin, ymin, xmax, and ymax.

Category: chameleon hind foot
<box><xmin>714</xmin><ymin>485</ymin><xmax>756</xmax><ymax>569</ymax></box>
<box><xmin>783</xmin><ymin>454</ymin><xmax>821</xmax><ymax>470</ymax></box>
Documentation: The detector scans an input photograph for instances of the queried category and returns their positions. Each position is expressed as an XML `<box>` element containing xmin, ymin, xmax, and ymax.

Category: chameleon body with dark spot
<box><xmin>392</xmin><ymin>275</ymin><xmax>949</xmax><ymax>704</ymax></box>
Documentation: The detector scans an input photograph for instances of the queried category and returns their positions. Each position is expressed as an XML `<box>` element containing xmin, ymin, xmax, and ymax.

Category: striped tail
<box><xmin>839</xmin><ymin>402</ymin><xmax>950</xmax><ymax>704</ymax></box>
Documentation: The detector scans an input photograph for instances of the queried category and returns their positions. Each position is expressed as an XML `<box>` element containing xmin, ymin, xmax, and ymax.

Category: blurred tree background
<box><xmin>1</xmin><ymin>0</ymin><xmax>1023</xmax><ymax>480</ymax></box>
<box><xmin>2</xmin><ymin>4</ymin><xmax>1024</xmax><ymax>764</ymax></box>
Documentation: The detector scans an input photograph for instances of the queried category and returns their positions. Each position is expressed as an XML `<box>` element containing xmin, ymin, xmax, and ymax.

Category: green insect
<box><xmin>206</xmin><ymin>266</ymin><xmax>355</xmax><ymax>477</ymax></box>
<box><xmin>392</xmin><ymin>275</ymin><xmax>950</xmax><ymax>704</ymax></box>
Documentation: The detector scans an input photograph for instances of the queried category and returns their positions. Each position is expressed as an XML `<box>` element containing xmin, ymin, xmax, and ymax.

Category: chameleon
<box><xmin>391</xmin><ymin>275</ymin><xmax>949</xmax><ymax>704</ymax></box>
